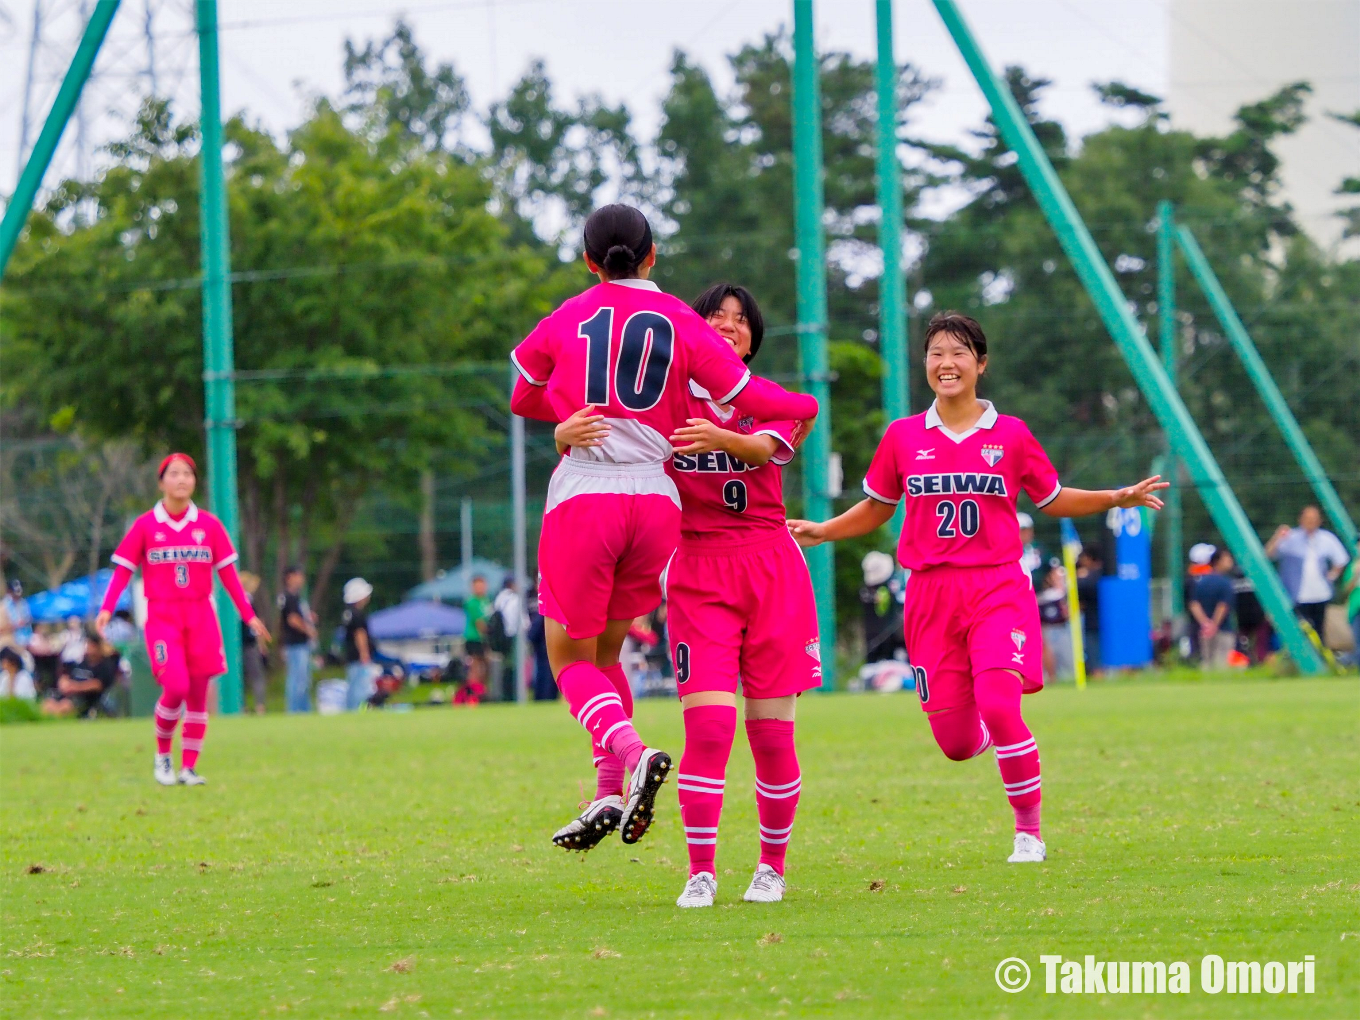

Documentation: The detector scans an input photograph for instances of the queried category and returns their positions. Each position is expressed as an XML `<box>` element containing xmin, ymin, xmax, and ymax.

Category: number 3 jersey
<box><xmin>863</xmin><ymin>401</ymin><xmax>1061</xmax><ymax>572</ymax></box>
<box><xmin>667</xmin><ymin>381</ymin><xmax>799</xmax><ymax>541</ymax></box>
<box><xmin>110</xmin><ymin>501</ymin><xmax>240</xmax><ymax>602</ymax></box>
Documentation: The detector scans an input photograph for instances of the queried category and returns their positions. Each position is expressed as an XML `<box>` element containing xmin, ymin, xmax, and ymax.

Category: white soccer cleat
<box><xmin>178</xmin><ymin>767</ymin><xmax>207</xmax><ymax>786</ymax></box>
<box><xmin>551</xmin><ymin>795</ymin><xmax>625</xmax><ymax>852</ymax></box>
<box><xmin>1008</xmin><ymin>832</ymin><xmax>1046</xmax><ymax>863</ymax></box>
<box><xmin>620</xmin><ymin>748</ymin><xmax>672</xmax><ymax>845</ymax></box>
<box><xmin>743</xmin><ymin>863</ymin><xmax>786</xmax><ymax>902</ymax></box>
<box><xmin>676</xmin><ymin>872</ymin><xmax>717</xmax><ymax>908</ymax></box>
<box><xmin>154</xmin><ymin>754</ymin><xmax>177</xmax><ymax>786</ymax></box>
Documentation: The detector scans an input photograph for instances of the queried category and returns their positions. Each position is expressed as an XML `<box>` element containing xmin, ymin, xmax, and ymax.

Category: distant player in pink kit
<box><xmin>96</xmin><ymin>454</ymin><xmax>271</xmax><ymax>786</ymax></box>
<box><xmin>789</xmin><ymin>312</ymin><xmax>1166</xmax><ymax>863</ymax></box>
<box><xmin>510</xmin><ymin>206</ymin><xmax>818</xmax><ymax>851</ymax></box>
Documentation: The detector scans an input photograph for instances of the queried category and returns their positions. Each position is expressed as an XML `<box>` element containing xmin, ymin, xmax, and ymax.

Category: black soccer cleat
<box><xmin>620</xmin><ymin>748</ymin><xmax>672</xmax><ymax>845</ymax></box>
<box><xmin>552</xmin><ymin>795</ymin><xmax>625</xmax><ymax>852</ymax></box>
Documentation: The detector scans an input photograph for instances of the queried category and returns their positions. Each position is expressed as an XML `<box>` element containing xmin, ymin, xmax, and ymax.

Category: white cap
<box><xmin>1016</xmin><ymin>512</ymin><xmax>1034</xmax><ymax>529</ymax></box>
<box><xmin>862</xmin><ymin>551</ymin><xmax>895</xmax><ymax>587</ymax></box>
<box><xmin>343</xmin><ymin>577</ymin><xmax>373</xmax><ymax>604</ymax></box>
<box><xmin>1188</xmin><ymin>543</ymin><xmax>1216</xmax><ymax>566</ymax></box>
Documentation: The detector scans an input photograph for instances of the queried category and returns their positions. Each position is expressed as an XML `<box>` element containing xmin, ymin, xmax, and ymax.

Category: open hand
<box><xmin>786</xmin><ymin>519</ymin><xmax>827</xmax><ymax>548</ymax></box>
<box><xmin>790</xmin><ymin>413</ymin><xmax>818</xmax><ymax>450</ymax></box>
<box><xmin>670</xmin><ymin>419</ymin><xmax>729</xmax><ymax>455</ymax></box>
<box><xmin>247</xmin><ymin>616</ymin><xmax>273</xmax><ymax>648</ymax></box>
<box><xmin>1113</xmin><ymin>475</ymin><xmax>1170</xmax><ymax>511</ymax></box>
<box><xmin>555</xmin><ymin>405</ymin><xmax>610</xmax><ymax>450</ymax></box>
<box><xmin>94</xmin><ymin>610</ymin><xmax>112</xmax><ymax>638</ymax></box>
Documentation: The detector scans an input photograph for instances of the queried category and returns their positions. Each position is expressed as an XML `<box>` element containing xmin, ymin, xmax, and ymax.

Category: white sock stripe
<box><xmin>755</xmin><ymin>786</ymin><xmax>801</xmax><ymax>800</ymax></box>
<box><xmin>685</xmin><ymin>837</ymin><xmax>718</xmax><ymax>845</ymax></box>
<box><xmin>180</xmin><ymin>740</ymin><xmax>203</xmax><ymax>751</ymax></box>
<box><xmin>1003</xmin><ymin>778</ymin><xmax>1042</xmax><ymax>795</ymax></box>
<box><xmin>754</xmin><ymin>776</ymin><xmax>802</xmax><ymax>792</ymax></box>
<box><xmin>576</xmin><ymin>694</ymin><xmax>623</xmax><ymax>727</ymax></box>
<box><xmin>994</xmin><ymin>745</ymin><xmax>1037</xmax><ymax>760</ymax></box>
<box><xmin>677</xmin><ymin>773</ymin><xmax>725</xmax><ymax>786</ymax></box>
<box><xmin>759</xmin><ymin>823</ymin><xmax>795</xmax><ymax>836</ymax></box>
<box><xmin>683</xmin><ymin>826</ymin><xmax>719</xmax><ymax>834</ymax></box>
<box><xmin>154</xmin><ymin>708</ymin><xmax>181</xmax><ymax>722</ymax></box>
<box><xmin>598</xmin><ymin>719</ymin><xmax>632</xmax><ymax>750</ymax></box>
<box><xmin>678</xmin><ymin>784</ymin><xmax>725</xmax><ymax>795</ymax></box>
<box><xmin>993</xmin><ymin>738</ymin><xmax>1036</xmax><ymax>752</ymax></box>
<box><xmin>183</xmin><ymin>711</ymin><xmax>209</xmax><ymax>724</ymax></box>
<box><xmin>760</xmin><ymin>834</ymin><xmax>791</xmax><ymax>844</ymax></box>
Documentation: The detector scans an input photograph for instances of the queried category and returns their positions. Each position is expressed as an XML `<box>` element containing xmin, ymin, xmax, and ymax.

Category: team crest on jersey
<box><xmin>981</xmin><ymin>443</ymin><xmax>1005</xmax><ymax>467</ymax></box>
<box><xmin>192</xmin><ymin>528</ymin><xmax>206</xmax><ymax>545</ymax></box>
<box><xmin>1011</xmin><ymin>628</ymin><xmax>1026</xmax><ymax>664</ymax></box>
<box><xmin>738</xmin><ymin>415</ymin><xmax>755</xmax><ymax>432</ymax></box>
<box><xmin>804</xmin><ymin>639</ymin><xmax>820</xmax><ymax>663</ymax></box>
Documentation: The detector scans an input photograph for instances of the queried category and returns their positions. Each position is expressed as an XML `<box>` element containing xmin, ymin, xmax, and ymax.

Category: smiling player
<box><xmin>96</xmin><ymin>454</ymin><xmax>271</xmax><ymax>786</ymax></box>
<box><xmin>788</xmin><ymin>312</ymin><xmax>1167</xmax><ymax>863</ymax></box>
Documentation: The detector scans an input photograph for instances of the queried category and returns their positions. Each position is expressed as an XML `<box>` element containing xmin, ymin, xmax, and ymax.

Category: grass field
<box><xmin>2</xmin><ymin>677</ymin><xmax>1357</xmax><ymax>1019</ymax></box>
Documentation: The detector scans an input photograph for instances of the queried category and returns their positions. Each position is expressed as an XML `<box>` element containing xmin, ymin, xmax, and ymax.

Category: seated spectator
<box><xmin>1190</xmin><ymin>549</ymin><xmax>1237</xmax><ymax>669</ymax></box>
<box><xmin>0</xmin><ymin>647</ymin><xmax>36</xmax><ymax>700</ymax></box>
<box><xmin>42</xmin><ymin>635</ymin><xmax>120</xmax><ymax>717</ymax></box>
<box><xmin>26</xmin><ymin>624</ymin><xmax>60</xmax><ymax>693</ymax></box>
<box><xmin>1036</xmin><ymin>560</ymin><xmax>1074</xmax><ymax>681</ymax></box>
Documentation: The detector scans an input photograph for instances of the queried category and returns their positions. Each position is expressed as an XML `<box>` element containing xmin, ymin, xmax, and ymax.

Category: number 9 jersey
<box><xmin>863</xmin><ymin>401</ymin><xmax>1062</xmax><ymax>572</ymax></box>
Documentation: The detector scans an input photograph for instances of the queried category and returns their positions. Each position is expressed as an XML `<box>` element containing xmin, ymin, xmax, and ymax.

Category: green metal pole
<box><xmin>1176</xmin><ymin>223</ymin><xmax>1357</xmax><ymax>553</ymax></box>
<box><xmin>792</xmin><ymin>0</ymin><xmax>836</xmax><ymax>687</ymax></box>
<box><xmin>0</xmin><ymin>0</ymin><xmax>121</xmax><ymax>279</ymax></box>
<box><xmin>1157</xmin><ymin>201</ymin><xmax>1183</xmax><ymax>618</ymax></box>
<box><xmin>875</xmin><ymin>0</ymin><xmax>910</xmax><ymax>538</ymax></box>
<box><xmin>931</xmin><ymin>0</ymin><xmax>1325</xmax><ymax>675</ymax></box>
<box><xmin>198</xmin><ymin>0</ymin><xmax>243</xmax><ymax>712</ymax></box>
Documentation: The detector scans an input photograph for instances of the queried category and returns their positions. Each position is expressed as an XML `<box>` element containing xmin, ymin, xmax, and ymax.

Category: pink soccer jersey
<box><xmin>863</xmin><ymin>401</ymin><xmax>1061</xmax><ymax>572</ymax></box>
<box><xmin>110</xmin><ymin>501</ymin><xmax>240</xmax><ymax>602</ymax></box>
<box><xmin>668</xmin><ymin>380</ymin><xmax>797</xmax><ymax>541</ymax></box>
<box><xmin>511</xmin><ymin>279</ymin><xmax>815</xmax><ymax>466</ymax></box>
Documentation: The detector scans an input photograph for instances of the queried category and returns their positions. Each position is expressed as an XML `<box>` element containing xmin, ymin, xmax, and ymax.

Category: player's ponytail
<box><xmin>583</xmin><ymin>204</ymin><xmax>654</xmax><ymax>280</ymax></box>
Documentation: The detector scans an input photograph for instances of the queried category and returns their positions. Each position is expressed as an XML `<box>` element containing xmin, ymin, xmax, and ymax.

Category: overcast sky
<box><xmin>0</xmin><ymin>0</ymin><xmax>1173</xmax><ymax>201</ymax></box>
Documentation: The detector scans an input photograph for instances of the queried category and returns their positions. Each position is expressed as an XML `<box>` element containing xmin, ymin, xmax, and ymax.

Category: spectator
<box><xmin>526</xmin><ymin>589</ymin><xmax>557</xmax><ymax>702</ymax></box>
<box><xmin>1018</xmin><ymin>513</ymin><xmax>1045</xmax><ymax>587</ymax></box>
<box><xmin>1231</xmin><ymin>570</ymin><xmax>1274</xmax><ymax>665</ymax></box>
<box><xmin>239</xmin><ymin>571</ymin><xmax>268</xmax><ymax>714</ymax></box>
<box><xmin>859</xmin><ymin>551</ymin><xmax>905</xmax><ymax>664</ymax></box>
<box><xmin>1265</xmin><ymin>506</ymin><xmax>1350</xmax><ymax>637</ymax></box>
<box><xmin>42</xmin><ymin>634</ymin><xmax>119</xmax><ymax>717</ymax></box>
<box><xmin>0</xmin><ymin>578</ymin><xmax>33</xmax><ymax>653</ymax></box>
<box><xmin>27</xmin><ymin>624</ymin><xmax>59</xmax><ymax>693</ymax></box>
<box><xmin>59</xmin><ymin>616</ymin><xmax>87</xmax><ymax>667</ymax></box>
<box><xmin>1075</xmin><ymin>546</ymin><xmax>1103</xmax><ymax>676</ymax></box>
<box><xmin>0</xmin><ymin>647</ymin><xmax>36</xmax><ymax>700</ymax></box>
<box><xmin>1036</xmin><ymin>560</ymin><xmax>1074</xmax><ymax>681</ymax></box>
<box><xmin>1190</xmin><ymin>548</ymin><xmax>1237</xmax><ymax>669</ymax></box>
<box><xmin>103</xmin><ymin>610</ymin><xmax>136</xmax><ymax>650</ymax></box>
<box><xmin>341</xmin><ymin>577</ymin><xmax>375</xmax><ymax>711</ymax></box>
<box><xmin>1340</xmin><ymin>557</ymin><xmax>1360</xmax><ymax>668</ymax></box>
<box><xmin>278</xmin><ymin>566</ymin><xmax>317</xmax><ymax>713</ymax></box>
<box><xmin>491</xmin><ymin>577</ymin><xmax>527</xmax><ymax>700</ymax></box>
<box><xmin>463</xmin><ymin>574</ymin><xmax>490</xmax><ymax>690</ymax></box>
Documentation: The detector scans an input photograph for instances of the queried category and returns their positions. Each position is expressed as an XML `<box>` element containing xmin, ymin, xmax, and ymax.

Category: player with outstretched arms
<box><xmin>95</xmin><ymin>454</ymin><xmax>272</xmax><ymax>785</ymax></box>
<box><xmin>510</xmin><ymin>206</ymin><xmax>818</xmax><ymax>850</ymax></box>
<box><xmin>788</xmin><ymin>312</ymin><xmax>1166</xmax><ymax>863</ymax></box>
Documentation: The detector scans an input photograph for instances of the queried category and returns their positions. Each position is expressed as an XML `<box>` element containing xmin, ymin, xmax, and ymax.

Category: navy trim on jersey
<box><xmin>717</xmin><ymin>369</ymin><xmax>753</xmax><ymax>406</ymax></box>
<box><xmin>1034</xmin><ymin>480</ymin><xmax>1063</xmax><ymax>509</ymax></box>
<box><xmin>510</xmin><ymin>350</ymin><xmax>546</xmax><ymax>386</ymax></box>
<box><xmin>863</xmin><ymin>480</ymin><xmax>901</xmax><ymax>505</ymax></box>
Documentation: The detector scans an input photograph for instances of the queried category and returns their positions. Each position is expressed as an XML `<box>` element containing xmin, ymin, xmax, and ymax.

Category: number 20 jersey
<box><xmin>511</xmin><ymin>279</ymin><xmax>754</xmax><ymax>466</ymax></box>
<box><xmin>863</xmin><ymin>401</ymin><xmax>1062</xmax><ymax>572</ymax></box>
<box><xmin>667</xmin><ymin>381</ymin><xmax>798</xmax><ymax>541</ymax></box>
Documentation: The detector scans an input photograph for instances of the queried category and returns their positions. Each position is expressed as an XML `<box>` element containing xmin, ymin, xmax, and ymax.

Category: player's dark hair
<box><xmin>923</xmin><ymin>311</ymin><xmax>988</xmax><ymax>361</ymax></box>
<box><xmin>583</xmin><ymin>204</ymin><xmax>654</xmax><ymax>279</ymax></box>
<box><xmin>691</xmin><ymin>283</ymin><xmax>766</xmax><ymax>363</ymax></box>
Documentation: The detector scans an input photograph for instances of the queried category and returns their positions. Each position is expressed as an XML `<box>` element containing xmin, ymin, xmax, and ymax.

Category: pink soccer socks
<box><xmin>592</xmin><ymin>663</ymin><xmax>633</xmax><ymax>797</ymax></box>
<box><xmin>180</xmin><ymin>678</ymin><xmax>210</xmax><ymax>771</ymax></box>
<box><xmin>975</xmin><ymin>669</ymin><xmax>1042</xmax><ymax>839</ymax></box>
<box><xmin>558</xmin><ymin>660</ymin><xmax>645</xmax><ymax>772</ymax></box>
<box><xmin>677</xmin><ymin>705</ymin><xmax>736</xmax><ymax>876</ymax></box>
<box><xmin>153</xmin><ymin>698</ymin><xmax>181</xmax><ymax>756</ymax></box>
<box><xmin>746</xmin><ymin>718</ymin><xmax>801</xmax><ymax>876</ymax></box>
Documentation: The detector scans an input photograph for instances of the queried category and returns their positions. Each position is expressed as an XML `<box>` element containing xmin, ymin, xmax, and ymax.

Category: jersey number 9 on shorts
<box><xmin>579</xmin><ymin>308</ymin><xmax>676</xmax><ymax>411</ymax></box>
<box><xmin>675</xmin><ymin>642</ymin><xmax>691</xmax><ymax>684</ymax></box>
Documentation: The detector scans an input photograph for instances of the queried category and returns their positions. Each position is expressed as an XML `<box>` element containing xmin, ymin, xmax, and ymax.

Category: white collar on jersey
<box><xmin>924</xmin><ymin>399</ymin><xmax>998</xmax><ymax>444</ymax></box>
<box><xmin>605</xmin><ymin>278</ymin><xmax>661</xmax><ymax>291</ymax></box>
<box><xmin>687</xmin><ymin>380</ymin><xmax>736</xmax><ymax>421</ymax></box>
<box><xmin>153</xmin><ymin>500</ymin><xmax>199</xmax><ymax>532</ymax></box>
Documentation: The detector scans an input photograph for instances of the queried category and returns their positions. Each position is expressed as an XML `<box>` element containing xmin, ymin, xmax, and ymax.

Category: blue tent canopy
<box><xmin>27</xmin><ymin>569</ymin><xmax>132</xmax><ymax>623</ymax></box>
<box><xmin>406</xmin><ymin>558</ymin><xmax>507</xmax><ymax>603</ymax></box>
<box><xmin>367</xmin><ymin>600</ymin><xmax>466</xmax><ymax>641</ymax></box>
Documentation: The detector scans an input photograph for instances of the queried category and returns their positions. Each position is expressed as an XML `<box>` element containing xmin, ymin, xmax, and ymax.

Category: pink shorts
<box><xmin>665</xmin><ymin>530</ymin><xmax>822</xmax><ymax>699</ymax></box>
<box><xmin>902</xmin><ymin>561</ymin><xmax>1042</xmax><ymax>713</ymax></box>
<box><xmin>538</xmin><ymin>491</ymin><xmax>680</xmax><ymax>640</ymax></box>
<box><xmin>144</xmin><ymin>598</ymin><xmax>226</xmax><ymax>686</ymax></box>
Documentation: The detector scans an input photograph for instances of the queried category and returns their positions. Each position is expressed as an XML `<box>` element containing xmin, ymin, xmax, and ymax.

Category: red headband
<box><xmin>158</xmin><ymin>453</ymin><xmax>197</xmax><ymax>479</ymax></box>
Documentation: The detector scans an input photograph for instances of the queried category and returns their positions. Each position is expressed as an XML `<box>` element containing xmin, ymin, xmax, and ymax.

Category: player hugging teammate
<box><xmin>790</xmin><ymin>312</ymin><xmax>1167</xmax><ymax>863</ymax></box>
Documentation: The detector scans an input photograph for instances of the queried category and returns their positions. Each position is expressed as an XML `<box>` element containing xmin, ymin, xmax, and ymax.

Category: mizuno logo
<box><xmin>915</xmin><ymin>448</ymin><xmax>936</xmax><ymax>460</ymax></box>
